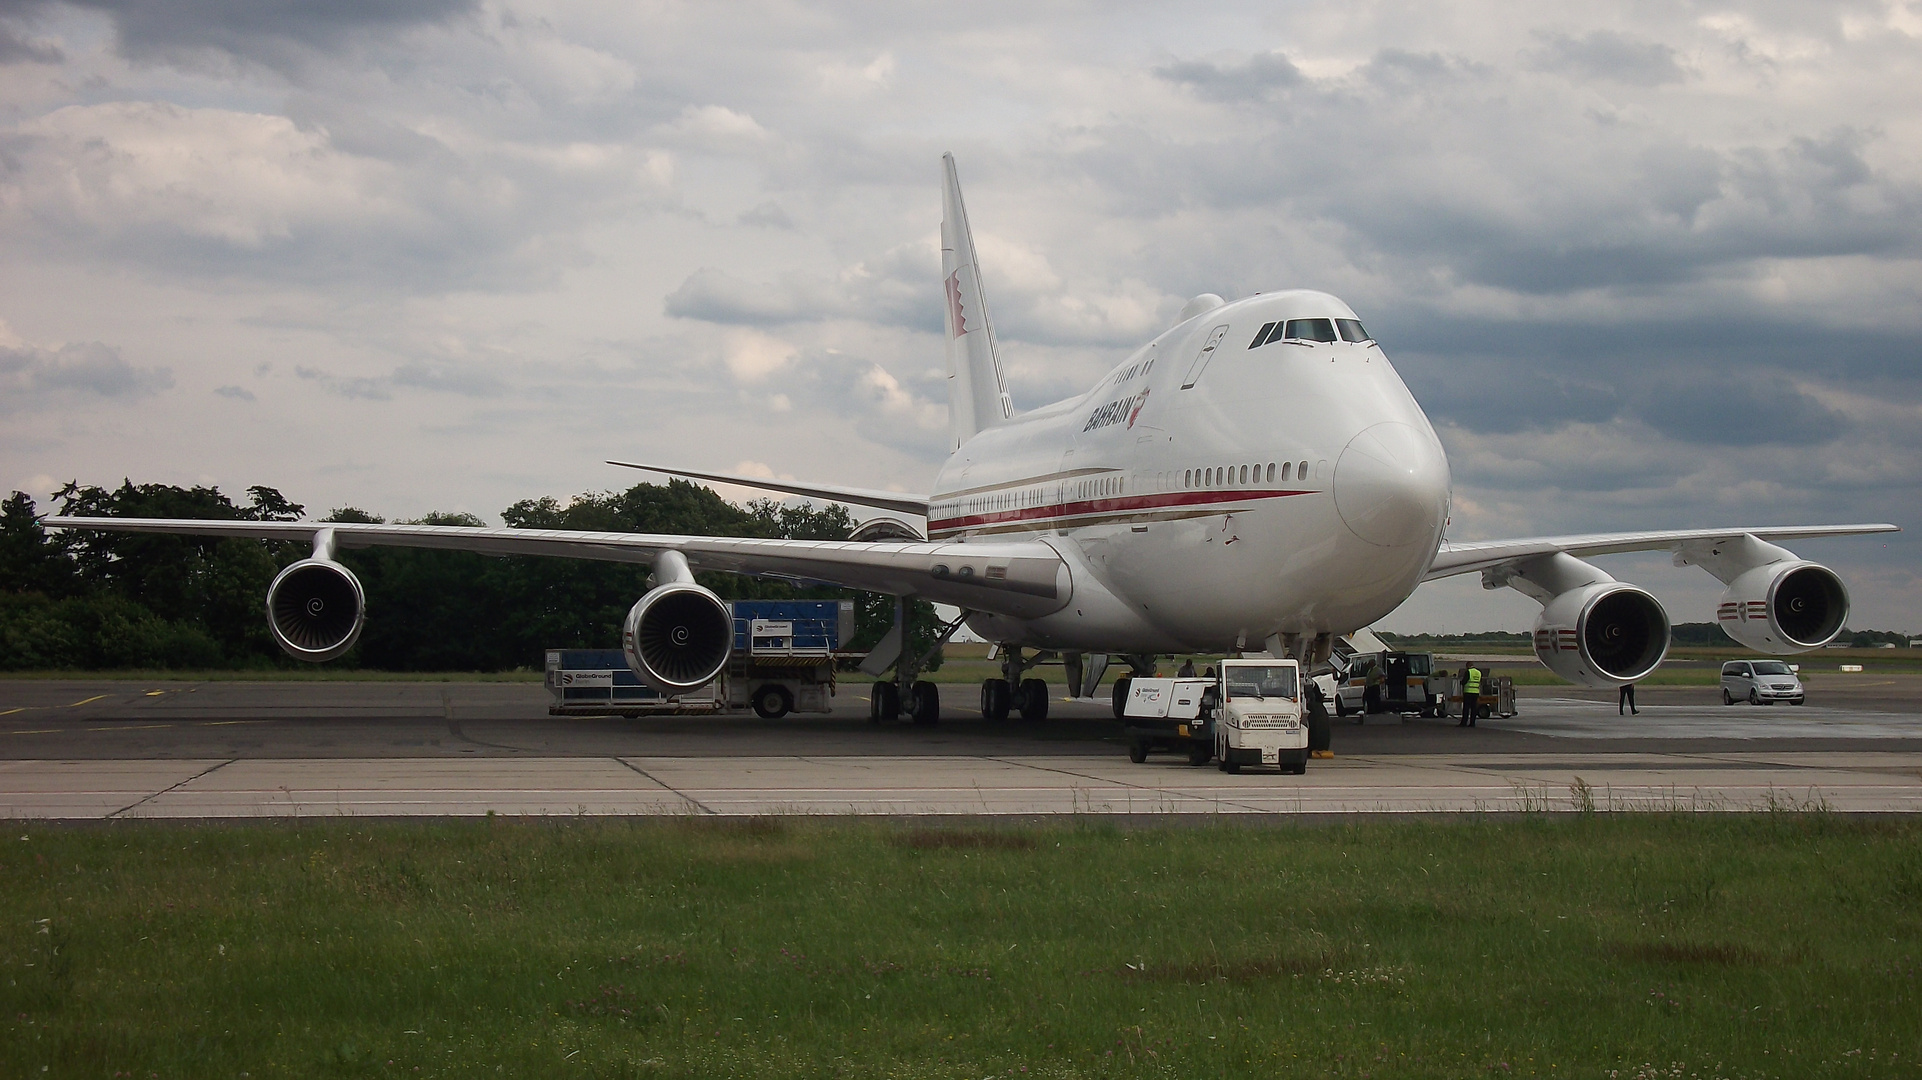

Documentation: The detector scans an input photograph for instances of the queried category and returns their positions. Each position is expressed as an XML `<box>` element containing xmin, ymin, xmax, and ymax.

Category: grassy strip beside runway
<box><xmin>5</xmin><ymin>816</ymin><xmax>1919</xmax><ymax>1078</ymax></box>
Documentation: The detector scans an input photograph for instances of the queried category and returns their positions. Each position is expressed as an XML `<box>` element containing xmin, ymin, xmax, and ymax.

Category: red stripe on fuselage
<box><xmin>927</xmin><ymin>487</ymin><xmax>1313</xmax><ymax>535</ymax></box>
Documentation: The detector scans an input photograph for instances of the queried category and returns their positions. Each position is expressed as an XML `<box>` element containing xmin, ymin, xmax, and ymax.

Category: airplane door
<box><xmin>1382</xmin><ymin>654</ymin><xmax>1410</xmax><ymax>703</ymax></box>
<box><xmin>1181</xmin><ymin>325</ymin><xmax>1231</xmax><ymax>389</ymax></box>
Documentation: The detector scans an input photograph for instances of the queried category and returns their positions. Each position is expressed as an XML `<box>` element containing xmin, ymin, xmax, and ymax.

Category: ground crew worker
<box><xmin>1178</xmin><ymin>658</ymin><xmax>1197</xmax><ymax>678</ymax></box>
<box><xmin>1459</xmin><ymin>664</ymin><xmax>1481</xmax><ymax>727</ymax></box>
<box><xmin>1619</xmin><ymin>681</ymin><xmax>1638</xmax><ymax>715</ymax></box>
<box><xmin>1305</xmin><ymin>678</ymin><xmax>1333</xmax><ymax>757</ymax></box>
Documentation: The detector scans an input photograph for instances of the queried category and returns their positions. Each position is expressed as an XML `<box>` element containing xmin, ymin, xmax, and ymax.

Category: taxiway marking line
<box><xmin>68</xmin><ymin>695</ymin><xmax>110</xmax><ymax>707</ymax></box>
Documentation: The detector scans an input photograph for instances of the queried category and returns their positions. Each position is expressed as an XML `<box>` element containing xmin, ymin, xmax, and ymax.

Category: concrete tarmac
<box><xmin>4</xmin><ymin>676</ymin><xmax>1920</xmax><ymax>818</ymax></box>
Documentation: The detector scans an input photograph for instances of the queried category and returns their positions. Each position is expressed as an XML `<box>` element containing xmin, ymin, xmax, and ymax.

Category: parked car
<box><xmin>1720</xmin><ymin>659</ymin><xmax>1805</xmax><ymax>705</ymax></box>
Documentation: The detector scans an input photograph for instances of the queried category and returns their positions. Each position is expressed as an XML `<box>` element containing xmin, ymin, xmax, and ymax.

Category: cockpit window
<box><xmin>1283</xmin><ymin>318</ymin><xmax>1337</xmax><ymax>343</ymax></box>
<box><xmin>1335</xmin><ymin>319</ymin><xmax>1371</xmax><ymax>343</ymax></box>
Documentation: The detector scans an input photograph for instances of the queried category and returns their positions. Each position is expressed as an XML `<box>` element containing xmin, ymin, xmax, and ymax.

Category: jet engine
<box><xmin>1531</xmin><ymin>582</ymin><xmax>1670</xmax><ymax>688</ymax></box>
<box><xmin>621</xmin><ymin>550</ymin><xmax>733</xmax><ymax>692</ymax></box>
<box><xmin>266</xmin><ymin>558</ymin><xmax>365</xmax><ymax>662</ymax></box>
<box><xmin>1716</xmin><ymin>561</ymin><xmax>1848</xmax><ymax>653</ymax></box>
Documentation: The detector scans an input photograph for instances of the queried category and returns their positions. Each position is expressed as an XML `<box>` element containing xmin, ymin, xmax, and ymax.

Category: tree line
<box><xmin>0</xmin><ymin>480</ymin><xmax>943</xmax><ymax>672</ymax></box>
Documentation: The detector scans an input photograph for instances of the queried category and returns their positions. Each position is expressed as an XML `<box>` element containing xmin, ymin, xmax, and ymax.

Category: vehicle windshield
<box><xmin>1751</xmin><ymin>661</ymin><xmax>1794</xmax><ymax>676</ymax></box>
<box><xmin>1224</xmin><ymin>664</ymin><xmax>1298</xmax><ymax>701</ymax></box>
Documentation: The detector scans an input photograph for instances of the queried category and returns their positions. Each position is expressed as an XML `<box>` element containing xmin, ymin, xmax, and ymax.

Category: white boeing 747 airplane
<box><xmin>47</xmin><ymin>155</ymin><xmax>1896</xmax><ymax>724</ymax></box>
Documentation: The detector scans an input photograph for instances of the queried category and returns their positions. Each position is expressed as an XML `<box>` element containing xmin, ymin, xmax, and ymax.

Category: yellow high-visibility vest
<box><xmin>1464</xmin><ymin>668</ymin><xmax>1482</xmax><ymax>695</ymax></box>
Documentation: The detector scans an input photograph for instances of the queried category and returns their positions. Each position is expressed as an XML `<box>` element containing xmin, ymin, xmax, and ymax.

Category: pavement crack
<box><xmin>614</xmin><ymin>757</ymin><xmax>715</xmax><ymax>815</ymax></box>
<box><xmin>109</xmin><ymin>758</ymin><xmax>234</xmax><ymax>819</ymax></box>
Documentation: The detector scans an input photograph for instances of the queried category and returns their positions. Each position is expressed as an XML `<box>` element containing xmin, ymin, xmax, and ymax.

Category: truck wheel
<box><xmin>1220</xmin><ymin>757</ymin><xmax>1240</xmax><ymax>775</ymax></box>
<box><xmin>1284</xmin><ymin>752</ymin><xmax>1308</xmax><ymax>775</ymax></box>
<box><xmin>910</xmin><ymin>681</ymin><xmax>940</xmax><ymax>725</ymax></box>
<box><xmin>870</xmin><ymin>681</ymin><xmax>899</xmax><ymax>723</ymax></box>
<box><xmin>751</xmin><ymin>684</ymin><xmax>793</xmax><ymax>719</ymax></box>
<box><xmin>1128</xmin><ymin>741</ymin><xmax>1147</xmax><ymax>764</ymax></box>
<box><xmin>1111</xmin><ymin>677</ymin><xmax>1132</xmax><ymax>720</ymax></box>
<box><xmin>980</xmin><ymin>678</ymin><xmax>1012</xmax><ymax>721</ymax></box>
<box><xmin>1188</xmin><ymin>744</ymin><xmax>1212</xmax><ymax>767</ymax></box>
<box><xmin>1019</xmin><ymin>678</ymin><xmax>1050</xmax><ymax>721</ymax></box>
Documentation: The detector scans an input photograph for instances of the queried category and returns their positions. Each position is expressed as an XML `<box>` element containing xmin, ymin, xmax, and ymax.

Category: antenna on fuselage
<box><xmin>940</xmin><ymin>153</ymin><xmax>1015</xmax><ymax>450</ymax></box>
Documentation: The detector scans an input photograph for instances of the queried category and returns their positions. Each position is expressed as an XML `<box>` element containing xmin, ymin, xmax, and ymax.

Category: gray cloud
<box><xmin>294</xmin><ymin>364</ymin><xmax>391</xmax><ymax>401</ymax></box>
<box><xmin>213</xmin><ymin>384</ymin><xmax>256</xmax><ymax>401</ymax></box>
<box><xmin>1531</xmin><ymin>30</ymin><xmax>1688</xmax><ymax>86</ymax></box>
<box><xmin>1155</xmin><ymin>51</ymin><xmax>1301</xmax><ymax>102</ymax></box>
<box><xmin>46</xmin><ymin>0</ymin><xmax>476</xmax><ymax>71</ymax></box>
<box><xmin>738</xmin><ymin>201</ymin><xmax>794</xmax><ymax>229</ymax></box>
<box><xmin>0</xmin><ymin>14</ymin><xmax>61</xmax><ymax>63</ymax></box>
<box><xmin>0</xmin><ymin>341</ymin><xmax>171</xmax><ymax>412</ymax></box>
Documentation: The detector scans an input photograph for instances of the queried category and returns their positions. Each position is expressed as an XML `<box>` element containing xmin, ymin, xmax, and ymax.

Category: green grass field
<box><xmin>5</xmin><ymin>816</ymin><xmax>1918</xmax><ymax>1078</ymax></box>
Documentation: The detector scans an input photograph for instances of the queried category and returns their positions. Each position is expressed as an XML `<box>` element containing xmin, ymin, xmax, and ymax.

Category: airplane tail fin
<box><xmin>940</xmin><ymin>153</ymin><xmax>1014</xmax><ymax>449</ymax></box>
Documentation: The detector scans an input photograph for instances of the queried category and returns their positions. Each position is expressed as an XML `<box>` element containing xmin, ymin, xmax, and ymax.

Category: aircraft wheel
<box><xmin>1111</xmin><ymin>677</ymin><xmax>1132</xmax><ymax>720</ymax></box>
<box><xmin>1128</xmin><ymin>741</ymin><xmax>1147</xmax><ymax>764</ymax></box>
<box><xmin>751</xmin><ymin>684</ymin><xmax>793</xmax><ymax>719</ymax></box>
<box><xmin>910</xmin><ymin>680</ymin><xmax>941</xmax><ymax>725</ymax></box>
<box><xmin>1019</xmin><ymin>678</ymin><xmax>1050</xmax><ymax>721</ymax></box>
<box><xmin>980</xmin><ymin>678</ymin><xmax>1012</xmax><ymax>721</ymax></box>
<box><xmin>870</xmin><ymin>681</ymin><xmax>899</xmax><ymax>723</ymax></box>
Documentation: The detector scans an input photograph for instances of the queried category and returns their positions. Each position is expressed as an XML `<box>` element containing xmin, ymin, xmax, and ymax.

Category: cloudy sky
<box><xmin>2</xmin><ymin>0</ymin><xmax>1918</xmax><ymax>633</ymax></box>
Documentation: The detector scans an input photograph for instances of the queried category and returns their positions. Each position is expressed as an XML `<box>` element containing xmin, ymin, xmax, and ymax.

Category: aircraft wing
<box><xmin>1426</xmin><ymin>523</ymin><xmax>1900</xmax><ymax>581</ymax></box>
<box><xmin>605</xmin><ymin>461</ymin><xmax>930</xmax><ymax>517</ymax></box>
<box><xmin>42</xmin><ymin>516</ymin><xmax>1067</xmax><ymax>619</ymax></box>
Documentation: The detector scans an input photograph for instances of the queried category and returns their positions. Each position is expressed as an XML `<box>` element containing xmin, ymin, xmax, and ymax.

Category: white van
<box><xmin>1720</xmin><ymin>660</ymin><xmax>1805</xmax><ymax>706</ymax></box>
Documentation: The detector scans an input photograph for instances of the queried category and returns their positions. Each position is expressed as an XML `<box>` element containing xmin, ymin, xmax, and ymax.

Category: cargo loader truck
<box><xmin>1119</xmin><ymin>658</ymin><xmax>1310</xmax><ymax>774</ymax></box>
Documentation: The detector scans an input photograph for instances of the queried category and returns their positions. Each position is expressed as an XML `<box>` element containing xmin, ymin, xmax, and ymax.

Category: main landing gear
<box><xmin>869</xmin><ymin>598</ymin><xmax>967</xmax><ymax>726</ymax></box>
<box><xmin>980</xmin><ymin>646</ymin><xmax>1051</xmax><ymax>722</ymax></box>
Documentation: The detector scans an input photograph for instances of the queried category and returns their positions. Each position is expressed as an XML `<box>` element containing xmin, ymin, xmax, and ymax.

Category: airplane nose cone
<box><xmin>1333</xmin><ymin>421</ymin><xmax>1451</xmax><ymax>548</ymax></box>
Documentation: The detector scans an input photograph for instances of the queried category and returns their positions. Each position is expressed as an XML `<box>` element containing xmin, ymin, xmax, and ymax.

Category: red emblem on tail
<box><xmin>945</xmin><ymin>270</ymin><xmax>969</xmax><ymax>338</ymax></box>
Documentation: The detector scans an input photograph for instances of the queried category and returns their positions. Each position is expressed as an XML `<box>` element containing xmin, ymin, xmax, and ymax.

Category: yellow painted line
<box><xmin>203</xmin><ymin>720</ymin><xmax>265</xmax><ymax>726</ymax></box>
<box><xmin>8</xmin><ymin>729</ymin><xmax>61</xmax><ymax>735</ymax></box>
<box><xmin>0</xmin><ymin>708</ymin><xmax>23</xmax><ymax>716</ymax></box>
<box><xmin>145</xmin><ymin>691</ymin><xmax>166</xmax><ymax>697</ymax></box>
<box><xmin>67</xmin><ymin>695</ymin><xmax>110</xmax><ymax>707</ymax></box>
<box><xmin>85</xmin><ymin>723</ymin><xmax>172</xmax><ymax>731</ymax></box>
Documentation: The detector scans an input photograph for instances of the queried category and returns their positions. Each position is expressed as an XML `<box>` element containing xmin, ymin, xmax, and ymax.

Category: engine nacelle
<box><xmin>1532</xmin><ymin>583</ymin><xmax>1669</xmax><ymax>688</ymax></box>
<box><xmin>1717</xmin><ymin>561</ymin><xmax>1848</xmax><ymax>653</ymax></box>
<box><xmin>265</xmin><ymin>558</ymin><xmax>365</xmax><ymax>662</ymax></box>
<box><xmin>621</xmin><ymin>581</ymin><xmax>733</xmax><ymax>692</ymax></box>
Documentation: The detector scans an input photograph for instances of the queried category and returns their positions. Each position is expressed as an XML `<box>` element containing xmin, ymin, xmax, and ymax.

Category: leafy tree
<box><xmin>50</xmin><ymin>480</ymin><xmax>306</xmax><ymax>662</ymax></box>
<box><xmin>1</xmin><ymin>492</ymin><xmax>78</xmax><ymax>598</ymax></box>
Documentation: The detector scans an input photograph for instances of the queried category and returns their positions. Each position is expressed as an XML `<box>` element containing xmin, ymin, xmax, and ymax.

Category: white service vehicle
<box><xmin>1121</xmin><ymin>658</ymin><xmax>1308</xmax><ymax>774</ymax></box>
<box><xmin>1720</xmin><ymin>659</ymin><xmax>1806</xmax><ymax>705</ymax></box>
